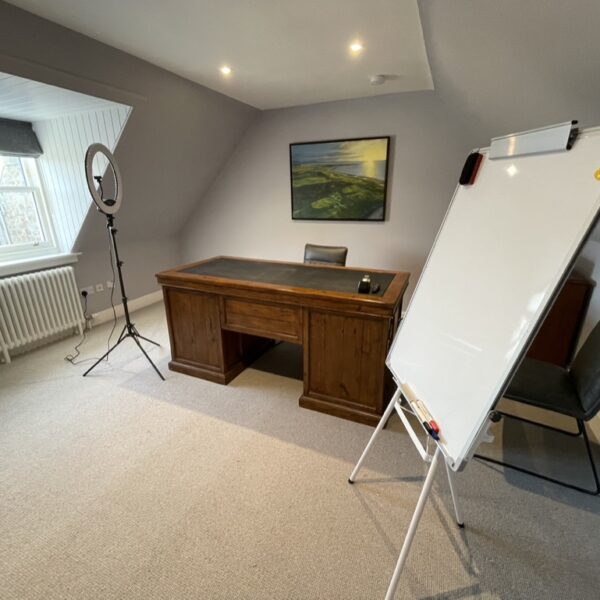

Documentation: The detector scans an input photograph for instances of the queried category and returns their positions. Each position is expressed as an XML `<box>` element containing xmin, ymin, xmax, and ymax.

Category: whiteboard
<box><xmin>388</xmin><ymin>127</ymin><xmax>600</xmax><ymax>471</ymax></box>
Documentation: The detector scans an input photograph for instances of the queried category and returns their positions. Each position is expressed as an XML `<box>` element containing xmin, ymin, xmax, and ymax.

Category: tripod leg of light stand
<box><xmin>131</xmin><ymin>334</ymin><xmax>165</xmax><ymax>381</ymax></box>
<box><xmin>83</xmin><ymin>329</ymin><xmax>128</xmax><ymax>377</ymax></box>
<box><xmin>105</xmin><ymin>213</ymin><xmax>164</xmax><ymax>380</ymax></box>
<box><xmin>132</xmin><ymin>325</ymin><xmax>160</xmax><ymax>347</ymax></box>
<box><xmin>384</xmin><ymin>447</ymin><xmax>441</xmax><ymax>600</ymax></box>
<box><xmin>116</xmin><ymin>324</ymin><xmax>127</xmax><ymax>344</ymax></box>
<box><xmin>348</xmin><ymin>389</ymin><xmax>401</xmax><ymax>483</ymax></box>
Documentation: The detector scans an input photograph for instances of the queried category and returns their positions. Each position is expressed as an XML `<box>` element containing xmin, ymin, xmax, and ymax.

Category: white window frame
<box><xmin>0</xmin><ymin>156</ymin><xmax>58</xmax><ymax>263</ymax></box>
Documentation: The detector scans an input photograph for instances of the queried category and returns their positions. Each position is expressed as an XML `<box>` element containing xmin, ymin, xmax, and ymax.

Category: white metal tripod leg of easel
<box><xmin>348</xmin><ymin>389</ymin><xmax>400</xmax><ymax>483</ymax></box>
<box><xmin>384</xmin><ymin>446</ymin><xmax>441</xmax><ymax>600</ymax></box>
<box><xmin>444</xmin><ymin>461</ymin><xmax>464</xmax><ymax>527</ymax></box>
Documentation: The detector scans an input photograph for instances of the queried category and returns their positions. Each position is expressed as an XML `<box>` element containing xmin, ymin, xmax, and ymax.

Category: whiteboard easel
<box><xmin>349</xmin><ymin>386</ymin><xmax>495</xmax><ymax>600</ymax></box>
<box><xmin>349</xmin><ymin>121</ymin><xmax>600</xmax><ymax>599</ymax></box>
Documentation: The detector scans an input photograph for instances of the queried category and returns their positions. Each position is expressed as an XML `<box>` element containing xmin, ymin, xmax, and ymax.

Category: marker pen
<box><xmin>416</xmin><ymin>400</ymin><xmax>441</xmax><ymax>435</ymax></box>
<box><xmin>411</xmin><ymin>401</ymin><xmax>428</xmax><ymax>423</ymax></box>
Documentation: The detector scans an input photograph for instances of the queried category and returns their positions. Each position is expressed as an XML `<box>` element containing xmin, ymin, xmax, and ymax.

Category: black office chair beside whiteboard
<box><xmin>476</xmin><ymin>320</ymin><xmax>600</xmax><ymax>495</ymax></box>
<box><xmin>304</xmin><ymin>243</ymin><xmax>348</xmax><ymax>266</ymax></box>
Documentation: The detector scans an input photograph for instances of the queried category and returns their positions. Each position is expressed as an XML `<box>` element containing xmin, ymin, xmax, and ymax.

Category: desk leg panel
<box><xmin>301</xmin><ymin>309</ymin><xmax>390</xmax><ymax>424</ymax></box>
<box><xmin>163</xmin><ymin>287</ymin><xmax>263</xmax><ymax>383</ymax></box>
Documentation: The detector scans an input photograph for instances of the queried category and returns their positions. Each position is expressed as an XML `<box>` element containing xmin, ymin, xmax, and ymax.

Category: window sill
<box><xmin>0</xmin><ymin>252</ymin><xmax>80</xmax><ymax>278</ymax></box>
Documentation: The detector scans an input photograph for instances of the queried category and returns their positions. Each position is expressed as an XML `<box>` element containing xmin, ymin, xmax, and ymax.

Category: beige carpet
<box><xmin>1</xmin><ymin>303</ymin><xmax>599</xmax><ymax>600</ymax></box>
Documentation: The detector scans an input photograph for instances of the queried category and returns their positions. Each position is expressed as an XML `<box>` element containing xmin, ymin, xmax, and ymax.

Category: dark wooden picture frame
<box><xmin>289</xmin><ymin>136</ymin><xmax>391</xmax><ymax>221</ymax></box>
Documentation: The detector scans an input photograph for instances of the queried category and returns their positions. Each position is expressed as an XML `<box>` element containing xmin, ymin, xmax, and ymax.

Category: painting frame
<box><xmin>289</xmin><ymin>135</ymin><xmax>391</xmax><ymax>222</ymax></box>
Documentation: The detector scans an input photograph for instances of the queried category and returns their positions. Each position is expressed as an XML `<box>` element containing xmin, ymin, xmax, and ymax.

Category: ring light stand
<box><xmin>82</xmin><ymin>143</ymin><xmax>164</xmax><ymax>380</ymax></box>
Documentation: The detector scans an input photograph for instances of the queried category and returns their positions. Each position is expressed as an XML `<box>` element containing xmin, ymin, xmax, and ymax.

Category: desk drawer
<box><xmin>222</xmin><ymin>298</ymin><xmax>302</xmax><ymax>343</ymax></box>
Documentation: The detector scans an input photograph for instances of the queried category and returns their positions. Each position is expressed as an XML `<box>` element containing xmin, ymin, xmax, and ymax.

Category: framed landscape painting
<box><xmin>289</xmin><ymin>136</ymin><xmax>390</xmax><ymax>221</ymax></box>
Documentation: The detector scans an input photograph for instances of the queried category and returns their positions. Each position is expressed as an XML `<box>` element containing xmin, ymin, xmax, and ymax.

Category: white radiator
<box><xmin>0</xmin><ymin>266</ymin><xmax>84</xmax><ymax>363</ymax></box>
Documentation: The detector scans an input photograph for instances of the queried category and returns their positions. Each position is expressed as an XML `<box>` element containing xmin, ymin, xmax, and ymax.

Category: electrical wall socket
<box><xmin>106</xmin><ymin>280</ymin><xmax>114</xmax><ymax>289</ymax></box>
<box><xmin>80</xmin><ymin>286</ymin><xmax>95</xmax><ymax>296</ymax></box>
<box><xmin>95</xmin><ymin>283</ymin><xmax>104</xmax><ymax>292</ymax></box>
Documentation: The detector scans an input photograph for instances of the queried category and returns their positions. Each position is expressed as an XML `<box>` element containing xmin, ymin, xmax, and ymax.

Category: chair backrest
<box><xmin>303</xmin><ymin>244</ymin><xmax>348</xmax><ymax>266</ymax></box>
<box><xmin>570</xmin><ymin>320</ymin><xmax>600</xmax><ymax>417</ymax></box>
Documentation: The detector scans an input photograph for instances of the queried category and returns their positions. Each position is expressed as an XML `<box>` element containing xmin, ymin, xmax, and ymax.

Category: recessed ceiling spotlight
<box><xmin>349</xmin><ymin>41</ymin><xmax>364</xmax><ymax>54</ymax></box>
<box><xmin>220</xmin><ymin>65</ymin><xmax>232</xmax><ymax>76</ymax></box>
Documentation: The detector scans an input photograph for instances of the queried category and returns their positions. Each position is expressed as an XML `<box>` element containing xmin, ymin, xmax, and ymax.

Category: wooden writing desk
<box><xmin>156</xmin><ymin>257</ymin><xmax>409</xmax><ymax>425</ymax></box>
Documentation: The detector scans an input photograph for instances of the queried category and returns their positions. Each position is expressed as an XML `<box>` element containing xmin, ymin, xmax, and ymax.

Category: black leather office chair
<box><xmin>304</xmin><ymin>243</ymin><xmax>348</xmax><ymax>266</ymax></box>
<box><xmin>476</xmin><ymin>320</ymin><xmax>600</xmax><ymax>495</ymax></box>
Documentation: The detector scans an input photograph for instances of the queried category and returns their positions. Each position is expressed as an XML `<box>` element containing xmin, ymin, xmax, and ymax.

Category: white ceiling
<box><xmin>5</xmin><ymin>0</ymin><xmax>434</xmax><ymax>109</ymax></box>
<box><xmin>0</xmin><ymin>72</ymin><xmax>122</xmax><ymax>120</ymax></box>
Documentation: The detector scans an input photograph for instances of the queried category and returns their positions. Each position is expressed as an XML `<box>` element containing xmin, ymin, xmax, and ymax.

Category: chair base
<box><xmin>475</xmin><ymin>412</ymin><xmax>600</xmax><ymax>496</ymax></box>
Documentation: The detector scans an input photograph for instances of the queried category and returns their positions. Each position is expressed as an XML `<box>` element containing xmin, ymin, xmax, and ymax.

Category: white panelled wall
<box><xmin>33</xmin><ymin>105</ymin><xmax>131</xmax><ymax>253</ymax></box>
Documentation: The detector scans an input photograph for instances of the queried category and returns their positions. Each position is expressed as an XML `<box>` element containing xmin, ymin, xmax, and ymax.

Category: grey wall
<box><xmin>419</xmin><ymin>0</ymin><xmax>600</xmax><ymax>140</ymax></box>
<box><xmin>0</xmin><ymin>0</ymin><xmax>258</xmax><ymax>313</ymax></box>
<box><xmin>182</xmin><ymin>91</ymin><xmax>477</xmax><ymax>297</ymax></box>
<box><xmin>183</xmin><ymin>0</ymin><xmax>600</xmax><ymax>321</ymax></box>
<box><xmin>75</xmin><ymin>237</ymin><xmax>181</xmax><ymax>314</ymax></box>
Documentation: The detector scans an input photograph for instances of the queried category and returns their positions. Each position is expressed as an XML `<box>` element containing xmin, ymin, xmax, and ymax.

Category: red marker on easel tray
<box><xmin>429</xmin><ymin>420</ymin><xmax>440</xmax><ymax>434</ymax></box>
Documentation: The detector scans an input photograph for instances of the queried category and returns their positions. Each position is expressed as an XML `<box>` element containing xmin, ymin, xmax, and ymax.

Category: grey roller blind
<box><xmin>0</xmin><ymin>117</ymin><xmax>43</xmax><ymax>157</ymax></box>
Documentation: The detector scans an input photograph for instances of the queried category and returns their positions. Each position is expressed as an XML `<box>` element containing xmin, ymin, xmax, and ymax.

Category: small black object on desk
<box><xmin>358</xmin><ymin>274</ymin><xmax>381</xmax><ymax>294</ymax></box>
<box><xmin>358</xmin><ymin>274</ymin><xmax>371</xmax><ymax>294</ymax></box>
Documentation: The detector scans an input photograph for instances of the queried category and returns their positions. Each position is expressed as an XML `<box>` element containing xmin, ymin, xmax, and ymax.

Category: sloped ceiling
<box><xmin>418</xmin><ymin>0</ymin><xmax>600</xmax><ymax>242</ymax></box>
<box><xmin>10</xmin><ymin>0</ymin><xmax>597</xmax><ymax>132</ymax></box>
<box><xmin>4</xmin><ymin>0</ymin><xmax>433</xmax><ymax>109</ymax></box>
<box><xmin>73</xmin><ymin>77</ymin><xmax>256</xmax><ymax>253</ymax></box>
<box><xmin>0</xmin><ymin>1</ymin><xmax>258</xmax><ymax>253</ymax></box>
<box><xmin>419</xmin><ymin>0</ymin><xmax>600</xmax><ymax>140</ymax></box>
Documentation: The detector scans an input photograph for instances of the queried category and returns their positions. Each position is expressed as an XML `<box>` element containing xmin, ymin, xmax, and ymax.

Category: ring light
<box><xmin>84</xmin><ymin>143</ymin><xmax>123</xmax><ymax>215</ymax></box>
<box><xmin>81</xmin><ymin>141</ymin><xmax>164</xmax><ymax>380</ymax></box>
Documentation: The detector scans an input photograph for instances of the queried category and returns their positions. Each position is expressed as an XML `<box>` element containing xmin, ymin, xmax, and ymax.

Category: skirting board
<box><xmin>91</xmin><ymin>290</ymin><xmax>163</xmax><ymax>326</ymax></box>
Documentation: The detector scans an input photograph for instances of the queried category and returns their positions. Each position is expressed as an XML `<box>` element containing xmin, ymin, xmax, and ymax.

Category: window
<box><xmin>0</xmin><ymin>155</ymin><xmax>57</xmax><ymax>262</ymax></box>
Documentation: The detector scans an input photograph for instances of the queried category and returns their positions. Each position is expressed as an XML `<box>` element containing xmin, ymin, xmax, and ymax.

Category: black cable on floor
<box><xmin>64</xmin><ymin>294</ymin><xmax>92</xmax><ymax>365</ymax></box>
<box><xmin>65</xmin><ymin>226</ymin><xmax>119</xmax><ymax>366</ymax></box>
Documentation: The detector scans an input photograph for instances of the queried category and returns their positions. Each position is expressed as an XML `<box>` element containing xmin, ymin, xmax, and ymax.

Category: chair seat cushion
<box><xmin>505</xmin><ymin>358</ymin><xmax>586</xmax><ymax>419</ymax></box>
